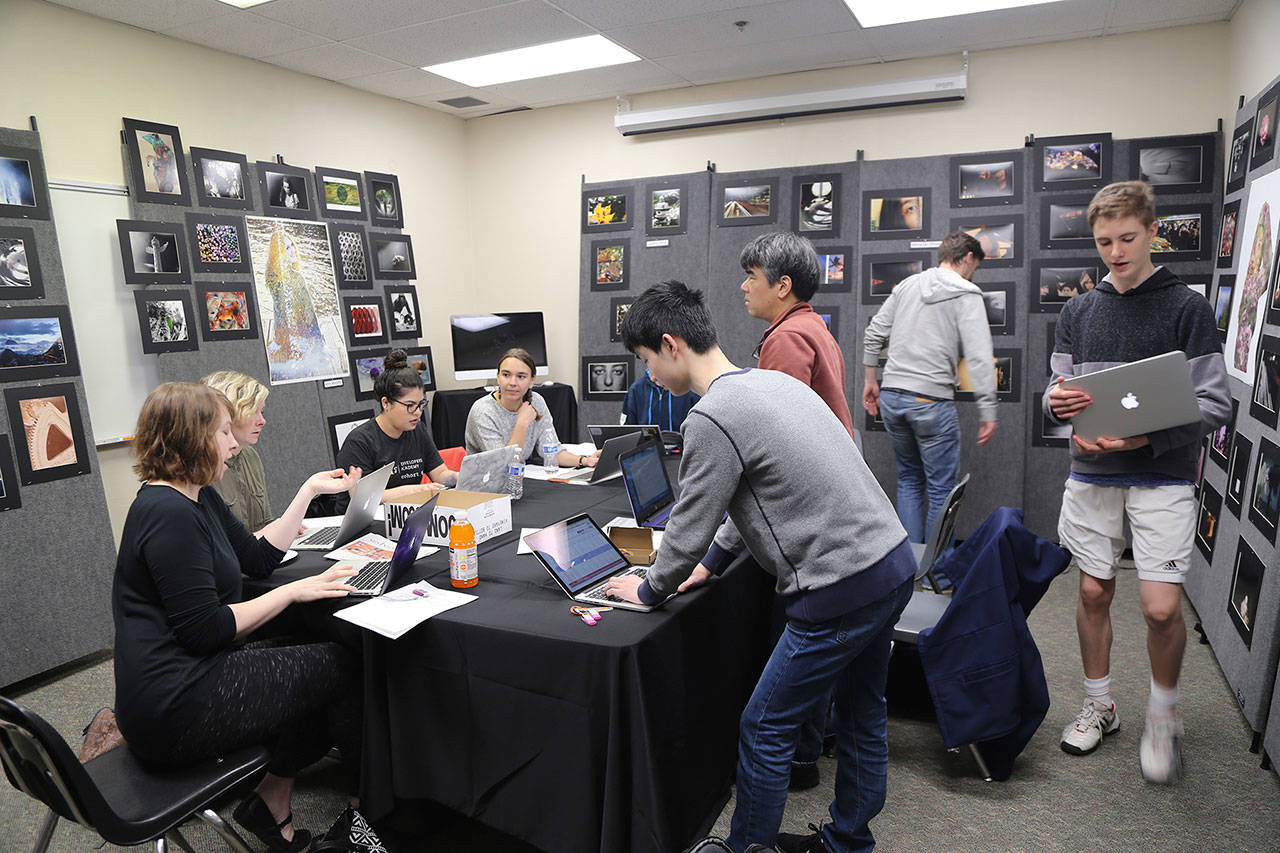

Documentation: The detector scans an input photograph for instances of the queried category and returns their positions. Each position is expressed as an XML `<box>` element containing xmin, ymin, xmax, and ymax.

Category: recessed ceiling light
<box><xmin>844</xmin><ymin>0</ymin><xmax>1066</xmax><ymax>28</ymax></box>
<box><xmin>215</xmin><ymin>0</ymin><xmax>277</xmax><ymax>8</ymax></box>
<box><xmin>423</xmin><ymin>35</ymin><xmax>640</xmax><ymax>88</ymax></box>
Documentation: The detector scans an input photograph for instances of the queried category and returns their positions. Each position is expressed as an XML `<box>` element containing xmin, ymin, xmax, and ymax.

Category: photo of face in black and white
<box><xmin>588</xmin><ymin>361</ymin><xmax>628</xmax><ymax>394</ymax></box>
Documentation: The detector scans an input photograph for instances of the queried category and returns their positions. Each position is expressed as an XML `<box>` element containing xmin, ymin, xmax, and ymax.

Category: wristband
<box><xmin>577</xmin><ymin>455</ymin><xmax>586</xmax><ymax>468</ymax></box>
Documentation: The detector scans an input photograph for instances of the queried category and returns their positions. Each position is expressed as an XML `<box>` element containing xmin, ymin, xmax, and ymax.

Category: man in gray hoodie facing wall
<box><xmin>862</xmin><ymin>231</ymin><xmax>998</xmax><ymax>546</ymax></box>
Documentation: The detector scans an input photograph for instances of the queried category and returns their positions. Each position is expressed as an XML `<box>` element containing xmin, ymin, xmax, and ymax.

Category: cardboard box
<box><xmin>609</xmin><ymin>526</ymin><xmax>656</xmax><ymax>565</ymax></box>
<box><xmin>385</xmin><ymin>489</ymin><xmax>512</xmax><ymax>545</ymax></box>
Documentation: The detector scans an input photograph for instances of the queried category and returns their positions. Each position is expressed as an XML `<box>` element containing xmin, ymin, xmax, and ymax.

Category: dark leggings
<box><xmin>164</xmin><ymin>640</ymin><xmax>361</xmax><ymax>779</ymax></box>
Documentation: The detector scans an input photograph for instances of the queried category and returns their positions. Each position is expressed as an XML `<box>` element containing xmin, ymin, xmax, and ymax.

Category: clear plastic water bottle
<box><xmin>541</xmin><ymin>441</ymin><xmax>559</xmax><ymax>475</ymax></box>
<box><xmin>503</xmin><ymin>446</ymin><xmax>524</xmax><ymax>500</ymax></box>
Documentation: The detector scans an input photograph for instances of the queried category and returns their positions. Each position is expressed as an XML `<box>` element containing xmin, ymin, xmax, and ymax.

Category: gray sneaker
<box><xmin>1139</xmin><ymin>713</ymin><xmax>1183</xmax><ymax>784</ymax></box>
<box><xmin>1060</xmin><ymin>698</ymin><xmax>1119</xmax><ymax>755</ymax></box>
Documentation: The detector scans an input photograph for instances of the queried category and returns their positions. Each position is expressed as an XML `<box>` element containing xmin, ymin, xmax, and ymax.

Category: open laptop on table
<box><xmin>522</xmin><ymin>513</ymin><xmax>660</xmax><ymax>612</ymax></box>
<box><xmin>457</xmin><ymin>445</ymin><xmax>514</xmax><ymax>492</ymax></box>
<box><xmin>1061</xmin><ymin>351</ymin><xmax>1202</xmax><ymax>442</ymax></box>
<box><xmin>557</xmin><ymin>431</ymin><xmax>646</xmax><ymax>485</ymax></box>
<box><xmin>344</xmin><ymin>494</ymin><xmax>439</xmax><ymax>597</ymax></box>
<box><xmin>618</xmin><ymin>438</ymin><xmax>678</xmax><ymax>530</ymax></box>
<box><xmin>292</xmin><ymin>461</ymin><xmax>396</xmax><ymax>551</ymax></box>
<box><xmin>587</xmin><ymin>424</ymin><xmax>661</xmax><ymax>449</ymax></box>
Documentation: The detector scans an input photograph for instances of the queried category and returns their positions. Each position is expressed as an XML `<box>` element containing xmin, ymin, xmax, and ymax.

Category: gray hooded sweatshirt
<box><xmin>863</xmin><ymin>265</ymin><xmax>998</xmax><ymax>421</ymax></box>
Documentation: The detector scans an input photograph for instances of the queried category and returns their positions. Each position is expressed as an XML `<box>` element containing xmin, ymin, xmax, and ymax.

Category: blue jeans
<box><xmin>726</xmin><ymin>578</ymin><xmax>914</xmax><ymax>853</ymax></box>
<box><xmin>879</xmin><ymin>390</ymin><xmax>961</xmax><ymax>543</ymax></box>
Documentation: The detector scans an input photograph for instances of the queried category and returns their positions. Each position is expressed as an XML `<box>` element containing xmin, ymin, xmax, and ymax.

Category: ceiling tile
<box><xmin>487</xmin><ymin>60</ymin><xmax>687</xmax><ymax>103</ymax></box>
<box><xmin>247</xmin><ymin>0</ymin><xmax>513</xmax><ymax>42</ymax></box>
<box><xmin>656</xmin><ymin>29</ymin><xmax>878</xmax><ymax>85</ymax></box>
<box><xmin>264</xmin><ymin>43</ymin><xmax>406</xmax><ymax>80</ymax></box>
<box><xmin>550</xmin><ymin>0</ymin><xmax>780</xmax><ymax>30</ymax></box>
<box><xmin>343</xmin><ymin>68</ymin><xmax>466</xmax><ymax>99</ymax></box>
<box><xmin>1104</xmin><ymin>0</ymin><xmax>1238</xmax><ymax>30</ymax></box>
<box><xmin>604</xmin><ymin>0</ymin><xmax>859</xmax><ymax>59</ymax></box>
<box><xmin>343</xmin><ymin>1</ymin><xmax>591</xmax><ymax>66</ymax></box>
<box><xmin>45</xmin><ymin>0</ymin><xmax>231</xmax><ymax>32</ymax></box>
<box><xmin>407</xmin><ymin>89</ymin><xmax>526</xmax><ymax>116</ymax></box>
<box><xmin>160</xmin><ymin>11</ymin><xmax>331</xmax><ymax>59</ymax></box>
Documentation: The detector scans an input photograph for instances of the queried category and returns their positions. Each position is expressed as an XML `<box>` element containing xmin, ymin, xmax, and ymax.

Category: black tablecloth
<box><xmin>430</xmin><ymin>383</ymin><xmax>580</xmax><ymax>449</ymax></box>
<box><xmin>252</xmin><ymin>476</ymin><xmax>773</xmax><ymax>853</ymax></box>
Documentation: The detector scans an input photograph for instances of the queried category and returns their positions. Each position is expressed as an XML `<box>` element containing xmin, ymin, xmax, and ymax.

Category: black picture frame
<box><xmin>861</xmin><ymin>251</ymin><xmax>930</xmax><ymax>305</ymax></box>
<box><xmin>256</xmin><ymin>161</ymin><xmax>315</xmax><ymax>220</ymax></box>
<box><xmin>116</xmin><ymin>218</ymin><xmax>191</xmax><ymax>286</ymax></box>
<box><xmin>0</xmin><ymin>434</ymin><xmax>20</xmax><ymax>511</ymax></box>
<box><xmin>718</xmin><ymin>177</ymin><xmax>779</xmax><ymax>228</ymax></box>
<box><xmin>1194</xmin><ymin>481</ymin><xmax>1222</xmax><ymax>561</ymax></box>
<box><xmin>581</xmin><ymin>354</ymin><xmax>632</xmax><ymax>401</ymax></box>
<box><xmin>644</xmin><ymin>179</ymin><xmax>687</xmax><ymax>237</ymax></box>
<box><xmin>1248</xmin><ymin>436</ymin><xmax>1280</xmax><ymax>545</ymax></box>
<box><xmin>1150</xmin><ymin>204</ymin><xmax>1211</xmax><ymax>262</ymax></box>
<box><xmin>1227</xmin><ymin>538</ymin><xmax>1264</xmax><ymax>649</ymax></box>
<box><xmin>1226</xmin><ymin>118</ymin><xmax>1253</xmax><ymax>195</ymax></box>
<box><xmin>195</xmin><ymin>282</ymin><xmax>258</xmax><ymax>342</ymax></box>
<box><xmin>1030</xmin><ymin>399</ymin><xmax>1071</xmax><ymax>448</ymax></box>
<box><xmin>812</xmin><ymin>305</ymin><xmax>839</xmax><ymax>339</ymax></box>
<box><xmin>328</xmin><ymin>409</ymin><xmax>375</xmax><ymax>464</ymax></box>
<box><xmin>582</xmin><ymin>185</ymin><xmax>632</xmax><ymax>234</ymax></box>
<box><xmin>1129</xmin><ymin>133</ymin><xmax>1215</xmax><ymax>195</ymax></box>
<box><xmin>1214</xmin><ymin>274</ymin><xmax>1235</xmax><ymax>341</ymax></box>
<box><xmin>1183</xmin><ymin>278</ymin><xmax>1210</xmax><ymax>301</ymax></box>
<box><xmin>956</xmin><ymin>348</ymin><xmax>1020</xmax><ymax>403</ymax></box>
<box><xmin>121</xmin><ymin>117</ymin><xmax>190</xmax><ymax>206</ymax></box>
<box><xmin>610</xmin><ymin>296</ymin><xmax>632</xmax><ymax>343</ymax></box>
<box><xmin>1249</xmin><ymin>83</ymin><xmax>1279</xmax><ymax>172</ymax></box>
<box><xmin>949</xmin><ymin>153</ymin><xmax>1020</xmax><ymax>207</ymax></box>
<box><xmin>385</xmin><ymin>285</ymin><xmax>421</xmax><ymax>340</ymax></box>
<box><xmin>0</xmin><ymin>305</ymin><xmax>81</xmax><ymax>382</ymax></box>
<box><xmin>862</xmin><ymin>187</ymin><xmax>930</xmax><ymax>241</ymax></box>
<box><xmin>371</xmin><ymin>232</ymin><xmax>416</xmax><ymax>280</ymax></box>
<box><xmin>404</xmin><ymin>346</ymin><xmax>437</xmax><ymax>392</ymax></box>
<box><xmin>1225</xmin><ymin>432</ymin><xmax>1253</xmax><ymax>518</ymax></box>
<box><xmin>979</xmin><ymin>281</ymin><xmax>1017</xmax><ymax>337</ymax></box>
<box><xmin>793</xmin><ymin>173</ymin><xmax>842</xmax><ymax>235</ymax></box>
<box><xmin>329</xmin><ymin>223</ymin><xmax>373</xmax><ymax>290</ymax></box>
<box><xmin>1038</xmin><ymin>195</ymin><xmax>1095</xmax><ymax>250</ymax></box>
<box><xmin>4</xmin><ymin>382</ymin><xmax>91</xmax><ymax>485</ymax></box>
<box><xmin>365</xmin><ymin>171</ymin><xmax>404</xmax><ymax>229</ymax></box>
<box><xmin>864</xmin><ymin>408</ymin><xmax>885</xmax><ymax>433</ymax></box>
<box><xmin>1269</xmin><ymin>249</ymin><xmax>1280</xmax><ymax>327</ymax></box>
<box><xmin>590</xmin><ymin>238</ymin><xmax>629</xmax><ymax>292</ymax></box>
<box><xmin>952</xmin><ymin>214</ymin><xmax>1024</xmax><ymax>267</ymax></box>
<box><xmin>0</xmin><ymin>142</ymin><xmax>52</xmax><ymax>221</ymax></box>
<box><xmin>1030</xmin><ymin>259</ymin><xmax>1101</xmax><ymax>313</ymax></box>
<box><xmin>1217</xmin><ymin>200</ymin><xmax>1241</xmax><ymax>269</ymax></box>
<box><xmin>184</xmin><ymin>211</ymin><xmax>250</xmax><ymax>275</ymax></box>
<box><xmin>348</xmin><ymin>347</ymin><xmax>385</xmax><ymax>401</ymax></box>
<box><xmin>814</xmin><ymin>245</ymin><xmax>852</xmax><ymax>294</ymax></box>
<box><xmin>133</xmin><ymin>289</ymin><xmax>198</xmax><ymax>354</ymax></box>
<box><xmin>0</xmin><ymin>224</ymin><xmax>45</xmax><ymax>299</ymax></box>
<box><xmin>314</xmin><ymin>166</ymin><xmax>368</xmax><ymax>221</ymax></box>
<box><xmin>190</xmin><ymin>146</ymin><xmax>254</xmax><ymax>211</ymax></box>
<box><xmin>343</xmin><ymin>295</ymin><xmax>388</xmax><ymax>347</ymax></box>
<box><xmin>1250</xmin><ymin>334</ymin><xmax>1280</xmax><ymax>429</ymax></box>
<box><xmin>1035</xmin><ymin>132</ymin><xmax>1112</xmax><ymax>192</ymax></box>
<box><xmin>1209</xmin><ymin>398</ymin><xmax>1239</xmax><ymax>472</ymax></box>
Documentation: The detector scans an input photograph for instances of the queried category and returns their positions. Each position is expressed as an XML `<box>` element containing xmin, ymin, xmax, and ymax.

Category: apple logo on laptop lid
<box><xmin>1121</xmin><ymin>392</ymin><xmax>1140</xmax><ymax>410</ymax></box>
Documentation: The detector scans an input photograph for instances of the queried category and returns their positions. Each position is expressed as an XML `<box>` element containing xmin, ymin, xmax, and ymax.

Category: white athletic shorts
<box><xmin>1057</xmin><ymin>478</ymin><xmax>1196</xmax><ymax>584</ymax></box>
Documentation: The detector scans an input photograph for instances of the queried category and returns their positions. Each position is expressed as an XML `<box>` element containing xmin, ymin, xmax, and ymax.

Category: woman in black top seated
<box><xmin>112</xmin><ymin>382</ymin><xmax>362</xmax><ymax>851</ymax></box>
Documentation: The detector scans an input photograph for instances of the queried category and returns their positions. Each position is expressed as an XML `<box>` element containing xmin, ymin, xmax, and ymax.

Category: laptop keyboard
<box><xmin>583</xmin><ymin>566</ymin><xmax>648</xmax><ymax>603</ymax></box>
<box><xmin>297</xmin><ymin>526</ymin><xmax>340</xmax><ymax>547</ymax></box>
<box><xmin>349</xmin><ymin>561</ymin><xmax>390</xmax><ymax>592</ymax></box>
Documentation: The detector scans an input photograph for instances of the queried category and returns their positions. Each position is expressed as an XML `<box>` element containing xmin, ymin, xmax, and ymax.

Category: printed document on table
<box><xmin>324</xmin><ymin>532</ymin><xmax>437</xmax><ymax>562</ymax></box>
<box><xmin>334</xmin><ymin>582</ymin><xmax>475</xmax><ymax>639</ymax></box>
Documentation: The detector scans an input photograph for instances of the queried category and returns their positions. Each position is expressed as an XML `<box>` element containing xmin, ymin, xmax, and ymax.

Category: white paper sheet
<box><xmin>323</xmin><ymin>532</ymin><xmax>437</xmax><ymax>562</ymax></box>
<box><xmin>334</xmin><ymin>581</ymin><xmax>475</xmax><ymax>639</ymax></box>
<box><xmin>516</xmin><ymin>527</ymin><xmax>543</xmax><ymax>554</ymax></box>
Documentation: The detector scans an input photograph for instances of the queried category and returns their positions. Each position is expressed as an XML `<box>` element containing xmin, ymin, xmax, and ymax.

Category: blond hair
<box><xmin>202</xmin><ymin>370</ymin><xmax>268</xmax><ymax>425</ymax></box>
<box><xmin>1087</xmin><ymin>181</ymin><xmax>1156</xmax><ymax>229</ymax></box>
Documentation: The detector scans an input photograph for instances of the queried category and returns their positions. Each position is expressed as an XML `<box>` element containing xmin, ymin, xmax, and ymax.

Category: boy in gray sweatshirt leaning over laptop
<box><xmin>604</xmin><ymin>280</ymin><xmax>915</xmax><ymax>853</ymax></box>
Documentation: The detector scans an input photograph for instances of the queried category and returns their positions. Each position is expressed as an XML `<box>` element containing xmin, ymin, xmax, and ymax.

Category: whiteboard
<box><xmin>50</xmin><ymin>182</ymin><xmax>159</xmax><ymax>445</ymax></box>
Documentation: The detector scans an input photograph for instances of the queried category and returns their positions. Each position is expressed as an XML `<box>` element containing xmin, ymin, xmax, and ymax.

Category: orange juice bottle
<box><xmin>448</xmin><ymin>510</ymin><xmax>478</xmax><ymax>589</ymax></box>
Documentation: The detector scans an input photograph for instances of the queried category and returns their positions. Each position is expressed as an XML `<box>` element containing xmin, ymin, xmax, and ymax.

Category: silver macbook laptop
<box><xmin>344</xmin><ymin>494</ymin><xmax>438</xmax><ymax>597</ymax></box>
<box><xmin>587</xmin><ymin>424</ymin><xmax>660</xmax><ymax>450</ymax></box>
<box><xmin>291</xmin><ymin>461</ymin><xmax>395</xmax><ymax>550</ymax></box>
<box><xmin>522</xmin><ymin>513</ymin><xmax>658</xmax><ymax>612</ymax></box>
<box><xmin>618</xmin><ymin>439</ymin><xmax>678</xmax><ymax>529</ymax></box>
<box><xmin>1063</xmin><ymin>351</ymin><xmax>1202</xmax><ymax>442</ymax></box>
<box><xmin>457</xmin><ymin>446</ymin><xmax>515</xmax><ymax>492</ymax></box>
<box><xmin>558</xmin><ymin>431</ymin><xmax>646</xmax><ymax>485</ymax></box>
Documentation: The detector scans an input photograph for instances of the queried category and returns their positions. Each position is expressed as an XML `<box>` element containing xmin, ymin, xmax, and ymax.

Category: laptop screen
<box><xmin>524</xmin><ymin>515</ymin><xmax>629</xmax><ymax>593</ymax></box>
<box><xmin>620</xmin><ymin>441</ymin><xmax>672</xmax><ymax>521</ymax></box>
<box><xmin>390</xmin><ymin>497</ymin><xmax>436</xmax><ymax>571</ymax></box>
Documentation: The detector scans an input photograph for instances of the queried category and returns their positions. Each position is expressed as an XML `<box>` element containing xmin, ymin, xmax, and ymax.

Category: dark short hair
<box><xmin>937</xmin><ymin>231</ymin><xmax>984</xmax><ymax>265</ymax></box>
<box><xmin>621</xmin><ymin>280</ymin><xmax>718</xmax><ymax>355</ymax></box>
<box><xmin>133</xmin><ymin>382</ymin><xmax>228</xmax><ymax>486</ymax></box>
<box><xmin>739</xmin><ymin>232</ymin><xmax>821</xmax><ymax>301</ymax></box>
<box><xmin>374</xmin><ymin>348</ymin><xmax>423</xmax><ymax>403</ymax></box>
<box><xmin>497</xmin><ymin>348</ymin><xmax>536</xmax><ymax>375</ymax></box>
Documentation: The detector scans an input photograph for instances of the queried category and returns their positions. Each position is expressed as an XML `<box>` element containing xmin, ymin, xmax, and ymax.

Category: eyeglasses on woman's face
<box><xmin>388</xmin><ymin>397</ymin><xmax>426</xmax><ymax>414</ymax></box>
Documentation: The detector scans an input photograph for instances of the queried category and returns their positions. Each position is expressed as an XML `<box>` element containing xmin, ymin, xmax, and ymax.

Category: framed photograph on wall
<box><xmin>1225</xmin><ymin>432</ymin><xmax>1252</xmax><ymax>518</ymax></box>
<box><xmin>365</xmin><ymin>171</ymin><xmax>404</xmax><ymax>229</ymax></box>
<box><xmin>814</xmin><ymin>245</ymin><xmax>851</xmax><ymax>293</ymax></box>
<box><xmin>979</xmin><ymin>282</ymin><xmax>1017</xmax><ymax>337</ymax></box>
<box><xmin>952</xmin><ymin>214</ymin><xmax>1023</xmax><ymax>266</ymax></box>
<box><xmin>1208</xmin><ymin>397</ymin><xmax>1239</xmax><ymax>472</ymax></box>
<box><xmin>343</xmin><ymin>296</ymin><xmax>388</xmax><ymax>347</ymax></box>
<box><xmin>864</xmin><ymin>408</ymin><xmax>885</xmax><ymax>433</ymax></box>
<box><xmin>645</xmin><ymin>180</ymin><xmax>686</xmax><ymax>237</ymax></box>
<box><xmin>1150</xmin><ymin>204</ymin><xmax>1211</xmax><ymax>262</ymax></box>
<box><xmin>348</xmin><ymin>347</ymin><xmax>385</xmax><ymax>401</ymax></box>
<box><xmin>1227</xmin><ymin>538</ymin><xmax>1264</xmax><ymax>649</ymax></box>
<box><xmin>0</xmin><ymin>142</ymin><xmax>51</xmax><ymax>220</ymax></box>
<box><xmin>610</xmin><ymin>296</ymin><xmax>631</xmax><ymax>343</ymax></box>
<box><xmin>1035</xmin><ymin>132</ymin><xmax>1112</xmax><ymax>192</ymax></box>
<box><xmin>116</xmin><ymin>219</ymin><xmax>190</xmax><ymax>286</ymax></box>
<box><xmin>793</xmin><ymin>174</ymin><xmax>841</xmax><ymax>235</ymax></box>
<box><xmin>582</xmin><ymin>185</ymin><xmax>632</xmax><ymax>233</ymax></box>
<box><xmin>811</xmin><ymin>305</ymin><xmax>839</xmax><ymax>339</ymax></box>
<box><xmin>719</xmin><ymin>177</ymin><xmax>778</xmax><ymax>227</ymax></box>
<box><xmin>581</xmin><ymin>355</ymin><xmax>632</xmax><ymax>401</ymax></box>
<box><xmin>0</xmin><ymin>225</ymin><xmax>45</xmax><ymax>299</ymax></box>
<box><xmin>1183</xmin><ymin>278</ymin><xmax>1209</xmax><ymax>300</ymax></box>
<box><xmin>1030</xmin><ymin>400</ymin><xmax>1071</xmax><ymax>448</ymax></box>
<box><xmin>1248</xmin><ymin>436</ymin><xmax>1280</xmax><ymax>544</ymax></box>
<box><xmin>949</xmin><ymin>153</ymin><xmax>1020</xmax><ymax>207</ymax></box>
<box><xmin>329</xmin><ymin>223</ymin><xmax>373</xmax><ymax>290</ymax></box>
<box><xmin>314</xmin><ymin>166</ymin><xmax>367</xmax><ymax>221</ymax></box>
<box><xmin>184</xmin><ymin>211</ymin><xmax>250</xmax><ymax>275</ymax></box>
<box><xmin>1039</xmin><ymin>196</ymin><xmax>1094</xmax><ymax>250</ymax></box>
<box><xmin>122</xmin><ymin>117</ymin><xmax>190</xmax><ymax>206</ymax></box>
<box><xmin>1269</xmin><ymin>255</ymin><xmax>1280</xmax><ymax>327</ymax></box>
<box><xmin>371</xmin><ymin>232</ymin><xmax>415</xmax><ymax>280</ymax></box>
<box><xmin>1214</xmin><ymin>274</ymin><xmax>1234</xmax><ymax>341</ymax></box>
<box><xmin>1250</xmin><ymin>334</ymin><xmax>1280</xmax><ymax>428</ymax></box>
<box><xmin>1029</xmin><ymin>259</ymin><xmax>1100</xmax><ymax>313</ymax></box>
<box><xmin>1218</xmin><ymin>200</ymin><xmax>1241</xmax><ymax>269</ymax></box>
<box><xmin>133</xmin><ymin>288</ymin><xmax>198</xmax><ymax>354</ymax></box>
<box><xmin>256</xmin><ymin>161</ymin><xmax>315</xmax><ymax>220</ymax></box>
<box><xmin>385</xmin><ymin>285</ymin><xmax>421</xmax><ymax>340</ymax></box>
<box><xmin>0</xmin><ymin>305</ymin><xmax>81</xmax><ymax>382</ymax></box>
<box><xmin>956</xmin><ymin>348</ymin><xmax>1020</xmax><ymax>403</ymax></box>
<box><xmin>861</xmin><ymin>252</ymin><xmax>930</xmax><ymax>305</ymax></box>
<box><xmin>191</xmin><ymin>146</ymin><xmax>253</xmax><ymax>211</ymax></box>
<box><xmin>1249</xmin><ymin>83</ymin><xmax>1279</xmax><ymax>172</ymax></box>
<box><xmin>1194</xmin><ymin>481</ymin><xmax>1222</xmax><ymax>561</ymax></box>
<box><xmin>862</xmin><ymin>188</ymin><xmax>929</xmax><ymax>241</ymax></box>
<box><xmin>195</xmin><ymin>283</ymin><xmax>257</xmax><ymax>342</ymax></box>
<box><xmin>1129</xmin><ymin>133</ymin><xmax>1215</xmax><ymax>195</ymax></box>
<box><xmin>1226</xmin><ymin>118</ymin><xmax>1254</xmax><ymax>195</ymax></box>
<box><xmin>590</xmin><ymin>239</ymin><xmax>628</xmax><ymax>291</ymax></box>
<box><xmin>328</xmin><ymin>409</ymin><xmax>374</xmax><ymax>464</ymax></box>
<box><xmin>0</xmin><ymin>435</ymin><xmax>19</xmax><ymax>512</ymax></box>
<box><xmin>4</xmin><ymin>382</ymin><xmax>91</xmax><ymax>484</ymax></box>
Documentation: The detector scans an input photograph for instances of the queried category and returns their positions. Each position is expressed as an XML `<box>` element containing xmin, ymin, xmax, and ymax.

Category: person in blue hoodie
<box><xmin>621</xmin><ymin>367</ymin><xmax>699</xmax><ymax>431</ymax></box>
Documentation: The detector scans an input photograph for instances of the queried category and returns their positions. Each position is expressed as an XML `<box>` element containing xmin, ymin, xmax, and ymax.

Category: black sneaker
<box><xmin>788</xmin><ymin>760</ymin><xmax>820</xmax><ymax>790</ymax></box>
<box><xmin>775</xmin><ymin>823</ymin><xmax>831</xmax><ymax>853</ymax></box>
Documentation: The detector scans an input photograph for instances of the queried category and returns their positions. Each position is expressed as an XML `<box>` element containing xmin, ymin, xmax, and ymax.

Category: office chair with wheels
<box><xmin>0</xmin><ymin>695</ymin><xmax>267</xmax><ymax>853</ymax></box>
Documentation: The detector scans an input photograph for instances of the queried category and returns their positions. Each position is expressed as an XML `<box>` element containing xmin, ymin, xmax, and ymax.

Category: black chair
<box><xmin>0</xmin><ymin>696</ymin><xmax>267</xmax><ymax>852</ymax></box>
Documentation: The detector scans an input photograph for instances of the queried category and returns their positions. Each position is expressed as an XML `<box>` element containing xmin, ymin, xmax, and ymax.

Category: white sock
<box><xmin>1148</xmin><ymin>678</ymin><xmax>1179</xmax><ymax>719</ymax></box>
<box><xmin>1083</xmin><ymin>674</ymin><xmax>1113</xmax><ymax>709</ymax></box>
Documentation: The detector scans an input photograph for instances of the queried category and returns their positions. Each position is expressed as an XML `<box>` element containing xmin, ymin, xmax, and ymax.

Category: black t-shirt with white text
<box><xmin>334</xmin><ymin>418</ymin><xmax>443</xmax><ymax>513</ymax></box>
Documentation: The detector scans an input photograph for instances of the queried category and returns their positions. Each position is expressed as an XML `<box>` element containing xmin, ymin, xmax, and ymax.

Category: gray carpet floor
<box><xmin>3</xmin><ymin>564</ymin><xmax>1279</xmax><ymax>852</ymax></box>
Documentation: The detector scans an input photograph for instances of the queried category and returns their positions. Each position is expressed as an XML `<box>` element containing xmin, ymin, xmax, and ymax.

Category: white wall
<box><xmin>1226</xmin><ymin>0</ymin><xmax>1280</xmax><ymax>110</ymax></box>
